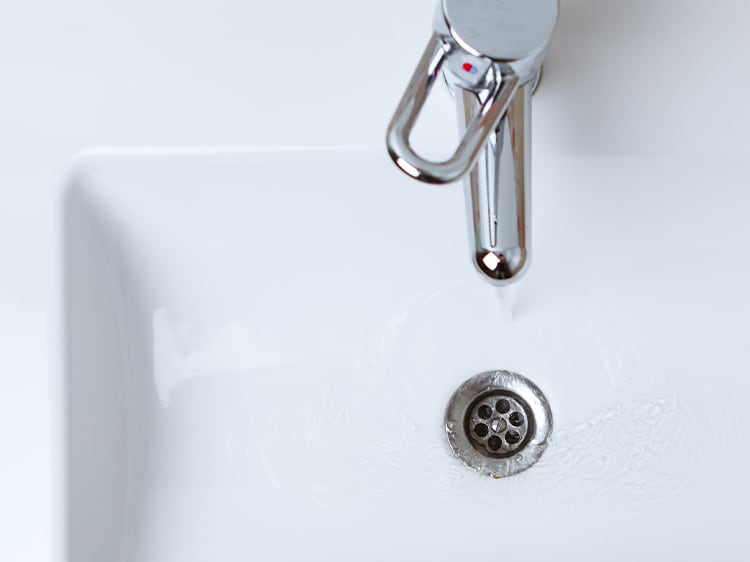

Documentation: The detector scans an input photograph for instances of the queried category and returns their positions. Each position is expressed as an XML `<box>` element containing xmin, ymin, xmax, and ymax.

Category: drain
<box><xmin>467</xmin><ymin>391</ymin><xmax>532</xmax><ymax>457</ymax></box>
<box><xmin>445</xmin><ymin>370</ymin><xmax>552</xmax><ymax>478</ymax></box>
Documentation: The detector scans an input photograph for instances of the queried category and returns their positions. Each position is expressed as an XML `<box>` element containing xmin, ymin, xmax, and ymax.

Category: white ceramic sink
<box><xmin>60</xmin><ymin>148</ymin><xmax>750</xmax><ymax>561</ymax></box>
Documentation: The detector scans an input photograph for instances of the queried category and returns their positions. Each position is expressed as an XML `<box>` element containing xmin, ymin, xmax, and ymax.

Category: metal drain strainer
<box><xmin>445</xmin><ymin>370</ymin><xmax>552</xmax><ymax>478</ymax></box>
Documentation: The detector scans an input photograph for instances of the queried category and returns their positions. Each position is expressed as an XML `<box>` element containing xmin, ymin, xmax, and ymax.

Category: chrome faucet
<box><xmin>386</xmin><ymin>0</ymin><xmax>558</xmax><ymax>285</ymax></box>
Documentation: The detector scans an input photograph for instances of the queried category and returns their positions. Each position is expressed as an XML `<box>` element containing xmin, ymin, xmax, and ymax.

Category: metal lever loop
<box><xmin>386</xmin><ymin>34</ymin><xmax>520</xmax><ymax>185</ymax></box>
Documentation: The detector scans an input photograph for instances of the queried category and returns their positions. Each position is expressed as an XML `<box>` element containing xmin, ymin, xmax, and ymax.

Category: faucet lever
<box><xmin>386</xmin><ymin>0</ymin><xmax>559</xmax><ymax>285</ymax></box>
<box><xmin>386</xmin><ymin>34</ymin><xmax>520</xmax><ymax>185</ymax></box>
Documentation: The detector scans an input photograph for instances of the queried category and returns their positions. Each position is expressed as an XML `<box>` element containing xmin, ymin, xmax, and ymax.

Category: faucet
<box><xmin>386</xmin><ymin>0</ymin><xmax>558</xmax><ymax>285</ymax></box>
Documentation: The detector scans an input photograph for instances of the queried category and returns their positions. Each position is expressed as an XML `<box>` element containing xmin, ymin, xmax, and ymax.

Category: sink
<box><xmin>59</xmin><ymin>148</ymin><xmax>750</xmax><ymax>561</ymax></box>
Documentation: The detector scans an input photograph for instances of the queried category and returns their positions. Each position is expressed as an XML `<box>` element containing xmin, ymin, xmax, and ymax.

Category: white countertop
<box><xmin>2</xmin><ymin>0</ymin><xmax>749</xmax><ymax>559</ymax></box>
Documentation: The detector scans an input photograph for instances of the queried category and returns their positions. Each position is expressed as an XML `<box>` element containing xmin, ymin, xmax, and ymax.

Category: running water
<box><xmin>493</xmin><ymin>285</ymin><xmax>516</xmax><ymax>325</ymax></box>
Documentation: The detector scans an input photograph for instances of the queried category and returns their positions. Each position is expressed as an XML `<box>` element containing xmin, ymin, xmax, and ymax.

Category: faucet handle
<box><xmin>386</xmin><ymin>34</ymin><xmax>519</xmax><ymax>185</ymax></box>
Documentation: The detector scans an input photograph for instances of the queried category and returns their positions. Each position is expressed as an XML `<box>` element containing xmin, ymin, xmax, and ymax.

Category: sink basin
<box><xmin>59</xmin><ymin>148</ymin><xmax>750</xmax><ymax>561</ymax></box>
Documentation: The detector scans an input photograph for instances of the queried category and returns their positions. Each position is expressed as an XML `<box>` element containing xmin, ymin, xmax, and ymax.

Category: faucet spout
<box><xmin>385</xmin><ymin>0</ymin><xmax>558</xmax><ymax>285</ymax></box>
<box><xmin>458</xmin><ymin>79</ymin><xmax>533</xmax><ymax>283</ymax></box>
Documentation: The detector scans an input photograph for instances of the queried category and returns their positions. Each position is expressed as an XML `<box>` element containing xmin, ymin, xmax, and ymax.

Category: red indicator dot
<box><xmin>462</xmin><ymin>62</ymin><xmax>474</xmax><ymax>72</ymax></box>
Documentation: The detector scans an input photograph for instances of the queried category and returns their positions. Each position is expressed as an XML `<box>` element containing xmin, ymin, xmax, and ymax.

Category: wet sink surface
<box><xmin>60</xmin><ymin>149</ymin><xmax>750</xmax><ymax>561</ymax></box>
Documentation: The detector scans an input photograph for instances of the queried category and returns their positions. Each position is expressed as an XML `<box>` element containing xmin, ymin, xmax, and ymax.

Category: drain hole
<box><xmin>445</xmin><ymin>371</ymin><xmax>553</xmax><ymax>477</ymax></box>
<box><xmin>474</xmin><ymin>423</ymin><xmax>489</xmax><ymax>437</ymax></box>
<box><xmin>464</xmin><ymin>390</ymin><xmax>535</xmax><ymax>458</ymax></box>
<box><xmin>506</xmin><ymin>430</ymin><xmax>521</xmax><ymax>445</ymax></box>
<box><xmin>487</xmin><ymin>435</ymin><xmax>502</xmax><ymax>451</ymax></box>
<box><xmin>477</xmin><ymin>404</ymin><xmax>493</xmax><ymax>419</ymax></box>
<box><xmin>496</xmin><ymin>399</ymin><xmax>510</xmax><ymax>414</ymax></box>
